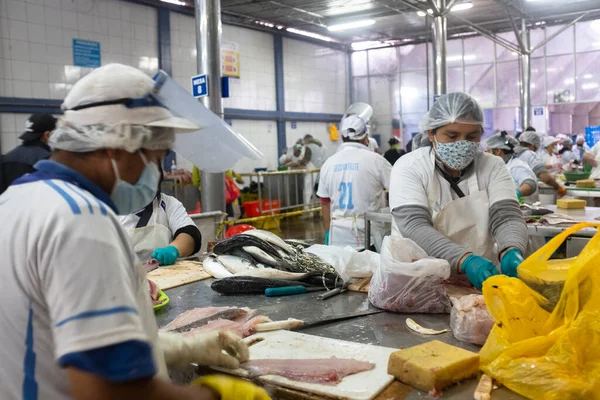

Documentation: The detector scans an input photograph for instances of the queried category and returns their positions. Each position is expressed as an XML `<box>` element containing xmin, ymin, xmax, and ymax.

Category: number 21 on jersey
<box><xmin>338</xmin><ymin>182</ymin><xmax>355</xmax><ymax>210</ymax></box>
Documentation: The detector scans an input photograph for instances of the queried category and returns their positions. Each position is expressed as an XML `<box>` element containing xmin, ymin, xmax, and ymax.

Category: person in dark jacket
<box><xmin>0</xmin><ymin>113</ymin><xmax>56</xmax><ymax>193</ymax></box>
<box><xmin>383</xmin><ymin>137</ymin><xmax>406</xmax><ymax>166</ymax></box>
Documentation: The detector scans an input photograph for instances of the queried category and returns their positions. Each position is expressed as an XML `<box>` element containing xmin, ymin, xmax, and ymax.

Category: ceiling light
<box><xmin>286</xmin><ymin>28</ymin><xmax>333</xmax><ymax>42</ymax></box>
<box><xmin>327</xmin><ymin>19</ymin><xmax>375</xmax><ymax>32</ymax></box>
<box><xmin>451</xmin><ymin>2</ymin><xmax>473</xmax><ymax>12</ymax></box>
<box><xmin>583</xmin><ymin>74</ymin><xmax>593</xmax><ymax>79</ymax></box>
<box><xmin>582</xmin><ymin>82</ymin><xmax>599</xmax><ymax>90</ymax></box>
<box><xmin>254</xmin><ymin>20</ymin><xmax>275</xmax><ymax>28</ymax></box>
<box><xmin>161</xmin><ymin>0</ymin><xmax>186</xmax><ymax>5</ymax></box>
<box><xmin>327</xmin><ymin>4</ymin><xmax>372</xmax><ymax>16</ymax></box>
<box><xmin>417</xmin><ymin>11</ymin><xmax>426</xmax><ymax>16</ymax></box>
<box><xmin>276</xmin><ymin>25</ymin><xmax>284</xmax><ymax>30</ymax></box>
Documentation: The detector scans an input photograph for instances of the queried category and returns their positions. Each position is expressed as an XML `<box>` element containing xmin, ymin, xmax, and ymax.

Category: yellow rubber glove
<box><xmin>193</xmin><ymin>375</ymin><xmax>271</xmax><ymax>400</ymax></box>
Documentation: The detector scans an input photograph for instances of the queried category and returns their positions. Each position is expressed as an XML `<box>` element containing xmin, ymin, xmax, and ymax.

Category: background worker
<box><xmin>515</xmin><ymin>131</ymin><xmax>567</xmax><ymax>198</ymax></box>
<box><xmin>317</xmin><ymin>110</ymin><xmax>392</xmax><ymax>250</ymax></box>
<box><xmin>0</xmin><ymin>113</ymin><xmax>56</xmax><ymax>194</ymax></box>
<box><xmin>540</xmin><ymin>135</ymin><xmax>561</xmax><ymax>172</ymax></box>
<box><xmin>119</xmin><ymin>163</ymin><xmax>202</xmax><ymax>265</ymax></box>
<box><xmin>559</xmin><ymin>137</ymin><xmax>580</xmax><ymax>166</ymax></box>
<box><xmin>383</xmin><ymin>137</ymin><xmax>406</xmax><ymax>166</ymax></box>
<box><xmin>0</xmin><ymin>63</ymin><xmax>267</xmax><ymax>400</ymax></box>
<box><xmin>486</xmin><ymin>132</ymin><xmax>538</xmax><ymax>202</ymax></box>
<box><xmin>390</xmin><ymin>93</ymin><xmax>527</xmax><ymax>290</ymax></box>
<box><xmin>368</xmin><ymin>135</ymin><xmax>380</xmax><ymax>153</ymax></box>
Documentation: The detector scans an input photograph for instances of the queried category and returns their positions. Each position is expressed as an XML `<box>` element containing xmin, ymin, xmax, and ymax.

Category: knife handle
<box><xmin>265</xmin><ymin>286</ymin><xmax>307</xmax><ymax>296</ymax></box>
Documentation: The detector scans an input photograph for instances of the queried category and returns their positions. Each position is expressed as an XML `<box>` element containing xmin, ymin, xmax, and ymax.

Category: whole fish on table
<box><xmin>242</xmin><ymin>229</ymin><xmax>296</xmax><ymax>255</ymax></box>
<box><xmin>242</xmin><ymin>246</ymin><xmax>282</xmax><ymax>267</ymax></box>
<box><xmin>203</xmin><ymin>255</ymin><xmax>233</xmax><ymax>279</ymax></box>
<box><xmin>211</xmin><ymin>276</ymin><xmax>313</xmax><ymax>295</ymax></box>
<box><xmin>216</xmin><ymin>254</ymin><xmax>258</xmax><ymax>275</ymax></box>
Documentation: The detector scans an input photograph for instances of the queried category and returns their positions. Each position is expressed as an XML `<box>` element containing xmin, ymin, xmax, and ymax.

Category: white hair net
<box><xmin>419</xmin><ymin>92</ymin><xmax>484</xmax><ymax>132</ymax></box>
<box><xmin>487</xmin><ymin>132</ymin><xmax>519</xmax><ymax>151</ymax></box>
<box><xmin>542</xmin><ymin>135</ymin><xmax>559</xmax><ymax>148</ymax></box>
<box><xmin>49</xmin><ymin>63</ymin><xmax>198</xmax><ymax>153</ymax></box>
<box><xmin>562</xmin><ymin>137</ymin><xmax>573</xmax><ymax>146</ymax></box>
<box><xmin>519</xmin><ymin>131</ymin><xmax>542</xmax><ymax>150</ymax></box>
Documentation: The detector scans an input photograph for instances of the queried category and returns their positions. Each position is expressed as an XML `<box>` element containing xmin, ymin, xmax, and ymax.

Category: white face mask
<box><xmin>110</xmin><ymin>151</ymin><xmax>160</xmax><ymax>215</ymax></box>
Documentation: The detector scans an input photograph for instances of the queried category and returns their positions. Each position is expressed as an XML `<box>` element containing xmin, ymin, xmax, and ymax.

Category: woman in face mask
<box><xmin>540</xmin><ymin>135</ymin><xmax>561</xmax><ymax>172</ymax></box>
<box><xmin>389</xmin><ymin>92</ymin><xmax>528</xmax><ymax>290</ymax></box>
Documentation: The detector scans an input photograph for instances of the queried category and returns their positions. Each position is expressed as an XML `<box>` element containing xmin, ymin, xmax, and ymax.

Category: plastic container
<box><xmin>226</xmin><ymin>224</ymin><xmax>256</xmax><ymax>238</ymax></box>
<box><xmin>243</xmin><ymin>200</ymin><xmax>281</xmax><ymax>217</ymax></box>
<box><xmin>564</xmin><ymin>171</ymin><xmax>591</xmax><ymax>181</ymax></box>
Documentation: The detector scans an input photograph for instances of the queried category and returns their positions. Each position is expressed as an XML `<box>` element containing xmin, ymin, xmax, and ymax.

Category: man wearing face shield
<box><xmin>389</xmin><ymin>93</ymin><xmax>528</xmax><ymax>290</ymax></box>
<box><xmin>515</xmin><ymin>131</ymin><xmax>567</xmax><ymax>198</ymax></box>
<box><xmin>0</xmin><ymin>64</ymin><xmax>268</xmax><ymax>400</ymax></box>
<box><xmin>486</xmin><ymin>132</ymin><xmax>538</xmax><ymax>202</ymax></box>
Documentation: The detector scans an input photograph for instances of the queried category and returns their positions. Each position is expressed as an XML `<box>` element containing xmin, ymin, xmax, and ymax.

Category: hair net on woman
<box><xmin>419</xmin><ymin>92</ymin><xmax>484</xmax><ymax>132</ymax></box>
<box><xmin>49</xmin><ymin>63</ymin><xmax>199</xmax><ymax>153</ymax></box>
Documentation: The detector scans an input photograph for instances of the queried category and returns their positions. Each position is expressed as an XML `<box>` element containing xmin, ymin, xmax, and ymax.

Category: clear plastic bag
<box><xmin>449</xmin><ymin>294</ymin><xmax>494</xmax><ymax>345</ymax></box>
<box><xmin>368</xmin><ymin>236</ymin><xmax>451</xmax><ymax>313</ymax></box>
<box><xmin>305</xmin><ymin>245</ymin><xmax>379</xmax><ymax>282</ymax></box>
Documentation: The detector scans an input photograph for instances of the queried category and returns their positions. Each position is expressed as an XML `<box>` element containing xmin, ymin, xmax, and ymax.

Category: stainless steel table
<box><xmin>156</xmin><ymin>279</ymin><xmax>524</xmax><ymax>399</ymax></box>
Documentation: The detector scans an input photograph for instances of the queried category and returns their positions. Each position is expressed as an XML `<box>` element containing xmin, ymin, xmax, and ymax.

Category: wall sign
<box><xmin>73</xmin><ymin>39</ymin><xmax>101</xmax><ymax>68</ymax></box>
<box><xmin>221</xmin><ymin>41</ymin><xmax>240</xmax><ymax>78</ymax></box>
<box><xmin>191</xmin><ymin>74</ymin><xmax>208</xmax><ymax>98</ymax></box>
<box><xmin>291</xmin><ymin>121</ymin><xmax>297</xmax><ymax>129</ymax></box>
<box><xmin>534</xmin><ymin>107</ymin><xmax>544</xmax><ymax>116</ymax></box>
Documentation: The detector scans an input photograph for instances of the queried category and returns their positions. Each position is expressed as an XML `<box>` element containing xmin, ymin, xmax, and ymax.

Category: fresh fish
<box><xmin>162</xmin><ymin>306</ymin><xmax>253</xmax><ymax>332</ymax></box>
<box><xmin>211</xmin><ymin>276</ymin><xmax>311</xmax><ymax>295</ymax></box>
<box><xmin>216</xmin><ymin>255</ymin><xmax>257</xmax><ymax>275</ymax></box>
<box><xmin>243</xmin><ymin>246</ymin><xmax>282</xmax><ymax>267</ymax></box>
<box><xmin>213</xmin><ymin>234</ymin><xmax>282</xmax><ymax>260</ymax></box>
<box><xmin>230</xmin><ymin>248</ymin><xmax>258</xmax><ymax>262</ymax></box>
<box><xmin>233</xmin><ymin>268</ymin><xmax>313</xmax><ymax>280</ymax></box>
<box><xmin>203</xmin><ymin>255</ymin><xmax>233</xmax><ymax>279</ymax></box>
<box><xmin>284</xmin><ymin>239</ymin><xmax>312</xmax><ymax>249</ymax></box>
<box><xmin>243</xmin><ymin>229</ymin><xmax>296</xmax><ymax>255</ymax></box>
<box><xmin>292</xmin><ymin>251</ymin><xmax>338</xmax><ymax>276</ymax></box>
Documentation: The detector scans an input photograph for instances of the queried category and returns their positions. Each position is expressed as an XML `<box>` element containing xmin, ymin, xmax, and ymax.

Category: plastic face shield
<box><xmin>152</xmin><ymin>71</ymin><xmax>263</xmax><ymax>173</ymax></box>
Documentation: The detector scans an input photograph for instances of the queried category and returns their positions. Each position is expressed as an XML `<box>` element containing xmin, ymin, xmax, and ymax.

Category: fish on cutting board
<box><xmin>162</xmin><ymin>306</ymin><xmax>253</xmax><ymax>332</ymax></box>
<box><xmin>182</xmin><ymin>315</ymin><xmax>272</xmax><ymax>338</ymax></box>
<box><xmin>241</xmin><ymin>357</ymin><xmax>376</xmax><ymax>385</ymax></box>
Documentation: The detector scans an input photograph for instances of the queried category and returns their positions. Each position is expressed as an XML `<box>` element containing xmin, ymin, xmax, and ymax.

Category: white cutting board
<box><xmin>218</xmin><ymin>330</ymin><xmax>396</xmax><ymax>400</ymax></box>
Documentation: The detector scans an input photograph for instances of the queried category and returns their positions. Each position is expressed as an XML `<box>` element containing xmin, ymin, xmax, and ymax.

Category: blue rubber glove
<box><xmin>461</xmin><ymin>254</ymin><xmax>498</xmax><ymax>291</ymax></box>
<box><xmin>152</xmin><ymin>245</ymin><xmax>180</xmax><ymax>266</ymax></box>
<box><xmin>500</xmin><ymin>248</ymin><xmax>523</xmax><ymax>278</ymax></box>
<box><xmin>324</xmin><ymin>230</ymin><xmax>330</xmax><ymax>245</ymax></box>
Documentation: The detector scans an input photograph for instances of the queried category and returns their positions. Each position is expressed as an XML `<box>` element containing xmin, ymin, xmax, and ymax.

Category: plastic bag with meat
<box><xmin>368</xmin><ymin>236</ymin><xmax>451</xmax><ymax>313</ymax></box>
<box><xmin>449</xmin><ymin>294</ymin><xmax>494</xmax><ymax>345</ymax></box>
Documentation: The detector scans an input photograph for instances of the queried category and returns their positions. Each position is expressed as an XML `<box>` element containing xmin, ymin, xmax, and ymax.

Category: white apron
<box><xmin>393</xmin><ymin>162</ymin><xmax>497</xmax><ymax>263</ymax></box>
<box><xmin>128</xmin><ymin>201</ymin><xmax>173</xmax><ymax>262</ymax></box>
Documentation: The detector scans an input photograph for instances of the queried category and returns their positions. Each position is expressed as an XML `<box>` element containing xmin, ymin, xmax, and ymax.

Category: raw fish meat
<box><xmin>241</xmin><ymin>357</ymin><xmax>375</xmax><ymax>385</ymax></box>
<box><xmin>148</xmin><ymin>279</ymin><xmax>162</xmax><ymax>306</ymax></box>
<box><xmin>182</xmin><ymin>315</ymin><xmax>272</xmax><ymax>338</ymax></box>
<box><xmin>144</xmin><ymin>259</ymin><xmax>159</xmax><ymax>273</ymax></box>
<box><xmin>162</xmin><ymin>306</ymin><xmax>254</xmax><ymax>332</ymax></box>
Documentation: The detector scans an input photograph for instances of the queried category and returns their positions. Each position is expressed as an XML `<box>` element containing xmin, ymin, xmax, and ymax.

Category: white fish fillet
<box><xmin>217</xmin><ymin>255</ymin><xmax>257</xmax><ymax>274</ymax></box>
<box><xmin>243</xmin><ymin>229</ymin><xmax>295</xmax><ymax>255</ymax></box>
<box><xmin>233</xmin><ymin>268</ymin><xmax>309</xmax><ymax>280</ymax></box>
<box><xmin>203</xmin><ymin>255</ymin><xmax>233</xmax><ymax>279</ymax></box>
<box><xmin>405</xmin><ymin>318</ymin><xmax>448</xmax><ymax>335</ymax></box>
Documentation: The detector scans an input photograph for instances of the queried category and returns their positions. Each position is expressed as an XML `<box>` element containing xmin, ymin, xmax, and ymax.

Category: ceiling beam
<box><xmin>529</xmin><ymin>11</ymin><xmax>590</xmax><ymax>54</ymax></box>
<box><xmin>502</xmin><ymin>4</ymin><xmax>527</xmax><ymax>53</ymax></box>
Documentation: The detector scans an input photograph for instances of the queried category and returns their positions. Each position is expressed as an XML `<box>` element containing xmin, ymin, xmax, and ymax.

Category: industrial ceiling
<box><xmin>145</xmin><ymin>0</ymin><xmax>600</xmax><ymax>48</ymax></box>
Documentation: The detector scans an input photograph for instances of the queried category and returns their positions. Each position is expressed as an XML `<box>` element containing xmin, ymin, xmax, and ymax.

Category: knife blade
<box><xmin>295</xmin><ymin>309</ymin><xmax>384</xmax><ymax>331</ymax></box>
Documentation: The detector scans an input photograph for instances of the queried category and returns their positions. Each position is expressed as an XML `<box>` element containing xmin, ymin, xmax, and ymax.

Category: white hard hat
<box><xmin>343</xmin><ymin>102</ymin><xmax>373</xmax><ymax>122</ymax></box>
<box><xmin>340</xmin><ymin>114</ymin><xmax>369</xmax><ymax>140</ymax></box>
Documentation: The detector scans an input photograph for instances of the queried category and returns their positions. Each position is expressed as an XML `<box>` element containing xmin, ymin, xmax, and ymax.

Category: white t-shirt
<box><xmin>507</xmin><ymin>157</ymin><xmax>537</xmax><ymax>191</ymax></box>
<box><xmin>317</xmin><ymin>142</ymin><xmax>391</xmax><ymax>219</ymax></box>
<box><xmin>119</xmin><ymin>193</ymin><xmax>194</xmax><ymax>233</ymax></box>
<box><xmin>0</xmin><ymin>170</ymin><xmax>161</xmax><ymax>399</ymax></box>
<box><xmin>368</xmin><ymin>137</ymin><xmax>379</xmax><ymax>153</ymax></box>
<box><xmin>589</xmin><ymin>142</ymin><xmax>600</xmax><ymax>179</ymax></box>
<box><xmin>390</xmin><ymin>147</ymin><xmax>515</xmax><ymax>213</ymax></box>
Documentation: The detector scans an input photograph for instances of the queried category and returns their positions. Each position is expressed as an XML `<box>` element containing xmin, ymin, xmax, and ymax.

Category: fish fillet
<box><xmin>182</xmin><ymin>315</ymin><xmax>272</xmax><ymax>338</ymax></box>
<box><xmin>148</xmin><ymin>279</ymin><xmax>162</xmax><ymax>305</ymax></box>
<box><xmin>162</xmin><ymin>306</ymin><xmax>254</xmax><ymax>332</ymax></box>
<box><xmin>241</xmin><ymin>357</ymin><xmax>375</xmax><ymax>385</ymax></box>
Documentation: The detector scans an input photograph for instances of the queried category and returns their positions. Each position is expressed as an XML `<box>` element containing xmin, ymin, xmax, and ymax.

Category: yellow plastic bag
<box><xmin>480</xmin><ymin>222</ymin><xmax>600</xmax><ymax>400</ymax></box>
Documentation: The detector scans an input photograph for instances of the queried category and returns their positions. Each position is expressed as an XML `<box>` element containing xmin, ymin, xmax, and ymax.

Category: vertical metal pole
<box><xmin>195</xmin><ymin>0</ymin><xmax>225</xmax><ymax>213</ymax></box>
<box><xmin>432</xmin><ymin>0</ymin><xmax>448</xmax><ymax>96</ymax></box>
<box><xmin>274</xmin><ymin>34</ymin><xmax>286</xmax><ymax>156</ymax></box>
<box><xmin>347</xmin><ymin>51</ymin><xmax>354</xmax><ymax>106</ymax></box>
<box><xmin>520</xmin><ymin>19</ymin><xmax>531</xmax><ymax>130</ymax></box>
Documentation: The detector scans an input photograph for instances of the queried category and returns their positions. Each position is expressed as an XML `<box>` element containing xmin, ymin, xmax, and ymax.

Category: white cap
<box><xmin>519</xmin><ymin>131</ymin><xmax>542</xmax><ymax>150</ymax></box>
<box><xmin>542</xmin><ymin>136</ymin><xmax>559</xmax><ymax>148</ymax></box>
<box><xmin>340</xmin><ymin>114</ymin><xmax>369</xmax><ymax>140</ymax></box>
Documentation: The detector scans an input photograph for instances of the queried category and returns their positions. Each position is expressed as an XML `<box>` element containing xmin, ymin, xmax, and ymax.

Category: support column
<box><xmin>274</xmin><ymin>34</ymin><xmax>286</xmax><ymax>155</ymax></box>
<box><xmin>431</xmin><ymin>0</ymin><xmax>447</xmax><ymax>96</ymax></box>
<box><xmin>520</xmin><ymin>20</ymin><xmax>531</xmax><ymax>131</ymax></box>
<box><xmin>195</xmin><ymin>0</ymin><xmax>225</xmax><ymax>213</ymax></box>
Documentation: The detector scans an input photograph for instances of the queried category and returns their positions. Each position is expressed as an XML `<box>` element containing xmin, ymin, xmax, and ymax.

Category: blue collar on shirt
<box><xmin>13</xmin><ymin>160</ymin><xmax>118</xmax><ymax>213</ymax></box>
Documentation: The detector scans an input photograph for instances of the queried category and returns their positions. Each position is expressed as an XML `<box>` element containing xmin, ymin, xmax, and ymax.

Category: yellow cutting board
<box><xmin>147</xmin><ymin>260</ymin><xmax>211</xmax><ymax>290</ymax></box>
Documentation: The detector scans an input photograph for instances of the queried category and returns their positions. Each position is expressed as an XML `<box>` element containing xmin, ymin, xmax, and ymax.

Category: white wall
<box><xmin>283</xmin><ymin>38</ymin><xmax>347</xmax><ymax>114</ymax></box>
<box><xmin>231</xmin><ymin>120</ymin><xmax>278</xmax><ymax>172</ymax></box>
<box><xmin>0</xmin><ymin>113</ymin><xmax>29</xmax><ymax>153</ymax></box>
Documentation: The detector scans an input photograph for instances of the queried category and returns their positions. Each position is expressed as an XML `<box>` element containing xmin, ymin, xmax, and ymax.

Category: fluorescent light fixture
<box><xmin>351</xmin><ymin>40</ymin><xmax>390</xmax><ymax>51</ymax></box>
<box><xmin>161</xmin><ymin>0</ymin><xmax>186</xmax><ymax>5</ymax></box>
<box><xmin>327</xmin><ymin>19</ymin><xmax>375</xmax><ymax>32</ymax></box>
<box><xmin>286</xmin><ymin>28</ymin><xmax>333</xmax><ymax>42</ymax></box>
<box><xmin>582</xmin><ymin>82</ymin><xmax>598</xmax><ymax>90</ymax></box>
<box><xmin>417</xmin><ymin>9</ymin><xmax>433</xmax><ymax>16</ymax></box>
<box><xmin>328</xmin><ymin>4</ymin><xmax>372</xmax><ymax>16</ymax></box>
<box><xmin>451</xmin><ymin>2</ymin><xmax>473</xmax><ymax>11</ymax></box>
<box><xmin>564</xmin><ymin>78</ymin><xmax>575</xmax><ymax>85</ymax></box>
<box><xmin>255</xmin><ymin>20</ymin><xmax>275</xmax><ymax>28</ymax></box>
<box><xmin>583</xmin><ymin>74</ymin><xmax>593</xmax><ymax>79</ymax></box>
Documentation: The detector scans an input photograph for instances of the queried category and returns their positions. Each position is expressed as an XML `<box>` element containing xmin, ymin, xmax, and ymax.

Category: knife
<box><xmin>254</xmin><ymin>309</ymin><xmax>384</xmax><ymax>332</ymax></box>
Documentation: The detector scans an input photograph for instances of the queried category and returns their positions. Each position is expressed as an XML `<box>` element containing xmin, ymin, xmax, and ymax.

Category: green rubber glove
<box><xmin>324</xmin><ymin>230</ymin><xmax>330</xmax><ymax>245</ymax></box>
<box><xmin>461</xmin><ymin>254</ymin><xmax>498</xmax><ymax>291</ymax></box>
<box><xmin>500</xmin><ymin>248</ymin><xmax>523</xmax><ymax>278</ymax></box>
<box><xmin>193</xmin><ymin>375</ymin><xmax>271</xmax><ymax>400</ymax></box>
<box><xmin>152</xmin><ymin>245</ymin><xmax>180</xmax><ymax>266</ymax></box>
